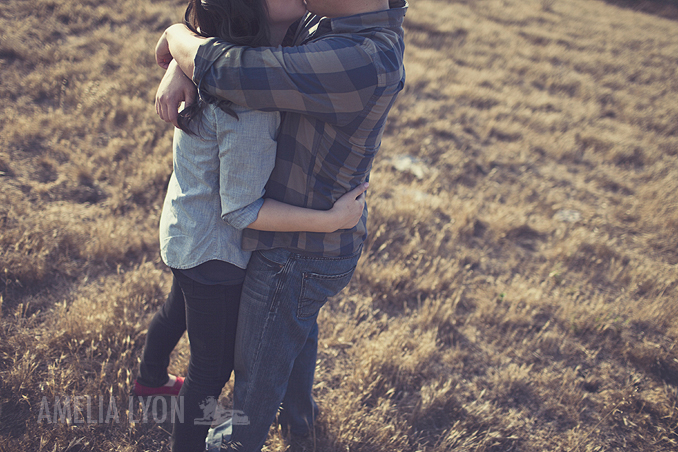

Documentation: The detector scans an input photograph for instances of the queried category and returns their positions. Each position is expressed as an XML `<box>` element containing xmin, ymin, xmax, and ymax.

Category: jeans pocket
<box><xmin>254</xmin><ymin>249</ymin><xmax>286</xmax><ymax>270</ymax></box>
<box><xmin>297</xmin><ymin>267</ymin><xmax>355</xmax><ymax>319</ymax></box>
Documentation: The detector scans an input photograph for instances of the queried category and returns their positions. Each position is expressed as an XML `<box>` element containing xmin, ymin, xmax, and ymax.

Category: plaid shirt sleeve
<box><xmin>193</xmin><ymin>37</ymin><xmax>380</xmax><ymax>125</ymax></box>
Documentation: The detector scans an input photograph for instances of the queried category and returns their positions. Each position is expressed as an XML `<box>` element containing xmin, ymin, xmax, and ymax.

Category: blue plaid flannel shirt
<box><xmin>193</xmin><ymin>0</ymin><xmax>407</xmax><ymax>257</ymax></box>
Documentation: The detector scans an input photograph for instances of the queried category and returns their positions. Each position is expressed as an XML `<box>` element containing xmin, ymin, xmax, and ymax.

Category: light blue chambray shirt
<box><xmin>159</xmin><ymin>103</ymin><xmax>278</xmax><ymax>270</ymax></box>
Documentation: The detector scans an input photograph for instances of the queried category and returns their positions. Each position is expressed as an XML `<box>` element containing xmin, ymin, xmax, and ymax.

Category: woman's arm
<box><xmin>248</xmin><ymin>183</ymin><xmax>369</xmax><ymax>233</ymax></box>
<box><xmin>214</xmin><ymin>106</ymin><xmax>367</xmax><ymax>234</ymax></box>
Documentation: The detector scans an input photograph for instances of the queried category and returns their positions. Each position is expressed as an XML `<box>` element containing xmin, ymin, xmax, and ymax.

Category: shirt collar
<box><xmin>323</xmin><ymin>0</ymin><xmax>407</xmax><ymax>33</ymax></box>
<box><xmin>287</xmin><ymin>1</ymin><xmax>408</xmax><ymax>46</ymax></box>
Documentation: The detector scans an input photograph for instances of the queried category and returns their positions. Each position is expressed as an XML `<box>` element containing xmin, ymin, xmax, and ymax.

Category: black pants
<box><xmin>138</xmin><ymin>269</ymin><xmax>242</xmax><ymax>452</ymax></box>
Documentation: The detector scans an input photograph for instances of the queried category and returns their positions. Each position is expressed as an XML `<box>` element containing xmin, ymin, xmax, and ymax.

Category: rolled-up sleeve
<box><xmin>216</xmin><ymin>105</ymin><xmax>279</xmax><ymax>230</ymax></box>
<box><xmin>222</xmin><ymin>197</ymin><xmax>264</xmax><ymax>230</ymax></box>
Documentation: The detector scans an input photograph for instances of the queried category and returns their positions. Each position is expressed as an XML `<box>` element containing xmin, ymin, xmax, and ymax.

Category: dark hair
<box><xmin>177</xmin><ymin>0</ymin><xmax>271</xmax><ymax>134</ymax></box>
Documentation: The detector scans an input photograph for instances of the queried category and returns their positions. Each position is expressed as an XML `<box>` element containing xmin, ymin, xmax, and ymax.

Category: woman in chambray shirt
<box><xmin>132</xmin><ymin>0</ymin><xmax>367</xmax><ymax>450</ymax></box>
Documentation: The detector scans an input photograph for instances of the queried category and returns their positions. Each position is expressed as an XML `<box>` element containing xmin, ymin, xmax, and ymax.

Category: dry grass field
<box><xmin>1</xmin><ymin>0</ymin><xmax>677</xmax><ymax>450</ymax></box>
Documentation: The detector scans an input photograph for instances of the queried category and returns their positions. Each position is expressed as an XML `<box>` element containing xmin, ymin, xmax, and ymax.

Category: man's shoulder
<box><xmin>297</xmin><ymin>2</ymin><xmax>407</xmax><ymax>45</ymax></box>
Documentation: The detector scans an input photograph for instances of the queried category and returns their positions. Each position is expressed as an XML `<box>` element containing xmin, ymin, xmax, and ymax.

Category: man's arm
<box><xmin>158</xmin><ymin>24</ymin><xmax>382</xmax><ymax>125</ymax></box>
<box><xmin>155</xmin><ymin>24</ymin><xmax>205</xmax><ymax>77</ymax></box>
<box><xmin>153</xmin><ymin>26</ymin><xmax>208</xmax><ymax>127</ymax></box>
<box><xmin>155</xmin><ymin>60</ymin><xmax>198</xmax><ymax>127</ymax></box>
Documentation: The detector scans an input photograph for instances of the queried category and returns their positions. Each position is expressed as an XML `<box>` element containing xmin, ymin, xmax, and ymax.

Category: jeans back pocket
<box><xmin>297</xmin><ymin>268</ymin><xmax>355</xmax><ymax>319</ymax></box>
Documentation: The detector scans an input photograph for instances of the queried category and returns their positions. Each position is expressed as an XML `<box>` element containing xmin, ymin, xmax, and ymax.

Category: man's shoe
<box><xmin>133</xmin><ymin>376</ymin><xmax>184</xmax><ymax>397</ymax></box>
<box><xmin>276</xmin><ymin>404</ymin><xmax>320</xmax><ymax>438</ymax></box>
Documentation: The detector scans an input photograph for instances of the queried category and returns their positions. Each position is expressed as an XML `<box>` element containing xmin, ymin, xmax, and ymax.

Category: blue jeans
<box><xmin>221</xmin><ymin>247</ymin><xmax>362</xmax><ymax>452</ymax></box>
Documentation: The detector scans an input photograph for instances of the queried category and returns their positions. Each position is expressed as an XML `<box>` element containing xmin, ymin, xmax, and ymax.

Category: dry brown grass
<box><xmin>2</xmin><ymin>0</ymin><xmax>678</xmax><ymax>450</ymax></box>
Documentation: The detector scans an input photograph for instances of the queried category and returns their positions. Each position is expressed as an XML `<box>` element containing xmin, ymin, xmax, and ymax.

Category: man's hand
<box><xmin>155</xmin><ymin>24</ymin><xmax>203</xmax><ymax>77</ymax></box>
<box><xmin>155</xmin><ymin>30</ymin><xmax>173</xmax><ymax>69</ymax></box>
<box><xmin>155</xmin><ymin>60</ymin><xmax>197</xmax><ymax>127</ymax></box>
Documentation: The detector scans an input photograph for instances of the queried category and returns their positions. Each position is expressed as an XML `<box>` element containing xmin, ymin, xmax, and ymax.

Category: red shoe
<box><xmin>133</xmin><ymin>376</ymin><xmax>184</xmax><ymax>397</ymax></box>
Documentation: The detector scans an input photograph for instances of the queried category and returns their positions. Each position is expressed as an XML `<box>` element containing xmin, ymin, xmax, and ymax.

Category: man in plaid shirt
<box><xmin>155</xmin><ymin>0</ymin><xmax>407</xmax><ymax>449</ymax></box>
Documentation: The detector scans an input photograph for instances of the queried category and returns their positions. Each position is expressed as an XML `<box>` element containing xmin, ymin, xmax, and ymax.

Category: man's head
<box><xmin>303</xmin><ymin>0</ymin><xmax>390</xmax><ymax>18</ymax></box>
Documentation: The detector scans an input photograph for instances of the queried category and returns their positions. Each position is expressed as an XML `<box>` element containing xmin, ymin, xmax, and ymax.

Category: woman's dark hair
<box><xmin>177</xmin><ymin>0</ymin><xmax>271</xmax><ymax>133</ymax></box>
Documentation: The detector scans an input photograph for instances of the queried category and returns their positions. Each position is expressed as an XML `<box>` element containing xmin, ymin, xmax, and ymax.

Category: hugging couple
<box><xmin>132</xmin><ymin>0</ymin><xmax>407</xmax><ymax>450</ymax></box>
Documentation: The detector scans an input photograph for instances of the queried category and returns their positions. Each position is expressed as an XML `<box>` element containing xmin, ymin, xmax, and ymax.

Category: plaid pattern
<box><xmin>193</xmin><ymin>1</ymin><xmax>407</xmax><ymax>256</ymax></box>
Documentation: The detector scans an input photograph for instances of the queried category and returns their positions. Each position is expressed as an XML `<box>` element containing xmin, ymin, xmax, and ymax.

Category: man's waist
<box><xmin>241</xmin><ymin>223</ymin><xmax>367</xmax><ymax>257</ymax></box>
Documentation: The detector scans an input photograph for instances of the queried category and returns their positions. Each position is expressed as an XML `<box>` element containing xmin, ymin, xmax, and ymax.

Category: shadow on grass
<box><xmin>603</xmin><ymin>0</ymin><xmax>678</xmax><ymax>20</ymax></box>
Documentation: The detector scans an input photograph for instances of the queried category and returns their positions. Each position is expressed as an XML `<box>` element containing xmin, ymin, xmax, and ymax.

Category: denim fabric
<box><xmin>139</xmin><ymin>270</ymin><xmax>242</xmax><ymax>452</ymax></box>
<box><xmin>159</xmin><ymin>103</ymin><xmax>278</xmax><ymax>270</ymax></box>
<box><xmin>171</xmin><ymin>270</ymin><xmax>242</xmax><ymax>452</ymax></box>
<box><xmin>138</xmin><ymin>276</ymin><xmax>187</xmax><ymax>388</ymax></box>
<box><xmin>209</xmin><ymin>246</ymin><xmax>361</xmax><ymax>451</ymax></box>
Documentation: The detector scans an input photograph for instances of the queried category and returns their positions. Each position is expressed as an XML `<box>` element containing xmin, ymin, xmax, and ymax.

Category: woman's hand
<box><xmin>328</xmin><ymin>182</ymin><xmax>369</xmax><ymax>231</ymax></box>
<box><xmin>155</xmin><ymin>60</ymin><xmax>197</xmax><ymax>127</ymax></box>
